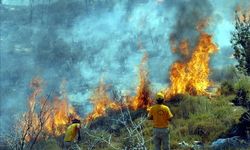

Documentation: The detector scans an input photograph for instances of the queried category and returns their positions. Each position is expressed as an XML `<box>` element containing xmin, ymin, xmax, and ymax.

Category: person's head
<box><xmin>155</xmin><ymin>92</ymin><xmax>165</xmax><ymax>104</ymax></box>
<box><xmin>72</xmin><ymin>118</ymin><xmax>80</xmax><ymax>124</ymax></box>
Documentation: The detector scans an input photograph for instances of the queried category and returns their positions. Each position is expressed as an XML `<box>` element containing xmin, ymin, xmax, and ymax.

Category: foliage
<box><xmin>220</xmin><ymin>80</ymin><xmax>235</xmax><ymax>96</ymax></box>
<box><xmin>232</xmin><ymin>77</ymin><xmax>250</xmax><ymax>109</ymax></box>
<box><xmin>231</xmin><ymin>10</ymin><xmax>250</xmax><ymax>75</ymax></box>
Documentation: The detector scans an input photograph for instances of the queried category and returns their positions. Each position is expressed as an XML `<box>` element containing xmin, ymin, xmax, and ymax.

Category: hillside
<box><xmin>6</xmin><ymin>77</ymin><xmax>247</xmax><ymax>150</ymax></box>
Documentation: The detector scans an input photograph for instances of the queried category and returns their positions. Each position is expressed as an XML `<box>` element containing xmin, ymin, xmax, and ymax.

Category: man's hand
<box><xmin>147</xmin><ymin>115</ymin><xmax>153</xmax><ymax>120</ymax></box>
<box><xmin>77</xmin><ymin>128</ymin><xmax>81</xmax><ymax>142</ymax></box>
<box><xmin>78</xmin><ymin>136</ymin><xmax>81</xmax><ymax>142</ymax></box>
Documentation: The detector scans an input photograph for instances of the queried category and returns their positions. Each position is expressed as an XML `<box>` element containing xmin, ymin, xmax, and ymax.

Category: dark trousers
<box><xmin>153</xmin><ymin>128</ymin><xmax>170</xmax><ymax>150</ymax></box>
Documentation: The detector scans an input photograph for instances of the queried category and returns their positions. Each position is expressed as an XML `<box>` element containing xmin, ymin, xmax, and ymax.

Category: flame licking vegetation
<box><xmin>128</xmin><ymin>53</ymin><xmax>152</xmax><ymax>110</ymax></box>
<box><xmin>85</xmin><ymin>53</ymin><xmax>152</xmax><ymax>122</ymax></box>
<box><xmin>44</xmin><ymin>97</ymin><xmax>80</xmax><ymax>136</ymax></box>
<box><xmin>164</xmin><ymin>32</ymin><xmax>218</xmax><ymax>99</ymax></box>
<box><xmin>21</xmin><ymin>78</ymin><xmax>79</xmax><ymax>141</ymax></box>
<box><xmin>84</xmin><ymin>79</ymin><xmax>121</xmax><ymax>123</ymax></box>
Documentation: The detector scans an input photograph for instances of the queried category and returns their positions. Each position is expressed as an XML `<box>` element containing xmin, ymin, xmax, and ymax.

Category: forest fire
<box><xmin>85</xmin><ymin>30</ymin><xmax>218</xmax><ymax>121</ymax></box>
<box><xmin>20</xmin><ymin>31</ymin><xmax>218</xmax><ymax>142</ymax></box>
<box><xmin>165</xmin><ymin>32</ymin><xmax>218</xmax><ymax>98</ymax></box>
<box><xmin>21</xmin><ymin>79</ymin><xmax>79</xmax><ymax>142</ymax></box>
<box><xmin>21</xmin><ymin>31</ymin><xmax>218</xmax><ymax>142</ymax></box>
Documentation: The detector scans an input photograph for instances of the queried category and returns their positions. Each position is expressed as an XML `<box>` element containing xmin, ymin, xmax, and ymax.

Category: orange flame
<box><xmin>21</xmin><ymin>78</ymin><xmax>80</xmax><ymax>141</ymax></box>
<box><xmin>165</xmin><ymin>32</ymin><xmax>218</xmax><ymax>98</ymax></box>
<box><xmin>129</xmin><ymin>53</ymin><xmax>152</xmax><ymax>110</ymax></box>
<box><xmin>84</xmin><ymin>54</ymin><xmax>153</xmax><ymax>123</ymax></box>
<box><xmin>20</xmin><ymin>78</ymin><xmax>42</xmax><ymax>142</ymax></box>
<box><xmin>44</xmin><ymin>97</ymin><xmax>79</xmax><ymax>136</ymax></box>
<box><xmin>85</xmin><ymin>79</ymin><xmax>121</xmax><ymax>123</ymax></box>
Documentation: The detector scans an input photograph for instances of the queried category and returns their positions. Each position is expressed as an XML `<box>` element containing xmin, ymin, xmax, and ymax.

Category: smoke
<box><xmin>0</xmin><ymin>0</ymin><xmax>250</xmax><ymax>133</ymax></box>
<box><xmin>169</xmin><ymin>0</ymin><xmax>214</xmax><ymax>59</ymax></box>
<box><xmin>0</xmin><ymin>0</ymin><xmax>176</xmax><ymax>132</ymax></box>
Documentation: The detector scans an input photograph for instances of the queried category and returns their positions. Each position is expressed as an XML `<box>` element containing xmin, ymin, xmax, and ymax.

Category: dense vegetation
<box><xmin>231</xmin><ymin>11</ymin><xmax>250</xmax><ymax>75</ymax></box>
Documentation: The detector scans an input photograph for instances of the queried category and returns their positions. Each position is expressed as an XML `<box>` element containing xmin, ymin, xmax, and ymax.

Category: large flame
<box><xmin>129</xmin><ymin>53</ymin><xmax>152</xmax><ymax>110</ymax></box>
<box><xmin>165</xmin><ymin>32</ymin><xmax>218</xmax><ymax>98</ymax></box>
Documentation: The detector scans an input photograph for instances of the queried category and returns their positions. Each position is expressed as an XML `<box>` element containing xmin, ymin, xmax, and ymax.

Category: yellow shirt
<box><xmin>148</xmin><ymin>104</ymin><xmax>173</xmax><ymax>128</ymax></box>
<box><xmin>64</xmin><ymin>123</ymin><xmax>80</xmax><ymax>142</ymax></box>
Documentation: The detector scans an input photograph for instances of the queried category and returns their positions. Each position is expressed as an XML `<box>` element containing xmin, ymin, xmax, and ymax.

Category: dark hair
<box><xmin>72</xmin><ymin>119</ymin><xmax>80</xmax><ymax>124</ymax></box>
<box><xmin>156</xmin><ymin>98</ymin><xmax>164</xmax><ymax>104</ymax></box>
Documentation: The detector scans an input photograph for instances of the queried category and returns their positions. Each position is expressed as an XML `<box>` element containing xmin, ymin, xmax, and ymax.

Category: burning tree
<box><xmin>7</xmin><ymin>78</ymin><xmax>50</xmax><ymax>150</ymax></box>
<box><xmin>5</xmin><ymin>78</ymin><xmax>80</xmax><ymax>150</ymax></box>
<box><xmin>231</xmin><ymin>9</ymin><xmax>250</xmax><ymax>76</ymax></box>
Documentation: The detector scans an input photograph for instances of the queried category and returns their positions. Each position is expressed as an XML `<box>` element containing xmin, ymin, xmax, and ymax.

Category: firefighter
<box><xmin>64</xmin><ymin>119</ymin><xmax>82</xmax><ymax>150</ymax></box>
<box><xmin>148</xmin><ymin>92</ymin><xmax>173</xmax><ymax>150</ymax></box>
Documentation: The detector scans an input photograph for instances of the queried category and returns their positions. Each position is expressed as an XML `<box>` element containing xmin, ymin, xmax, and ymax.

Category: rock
<box><xmin>192</xmin><ymin>141</ymin><xmax>204</xmax><ymax>150</ymax></box>
<box><xmin>211</xmin><ymin>136</ymin><xmax>249</xmax><ymax>150</ymax></box>
<box><xmin>178</xmin><ymin>141</ymin><xmax>190</xmax><ymax>148</ymax></box>
<box><xmin>178</xmin><ymin>141</ymin><xmax>204</xmax><ymax>150</ymax></box>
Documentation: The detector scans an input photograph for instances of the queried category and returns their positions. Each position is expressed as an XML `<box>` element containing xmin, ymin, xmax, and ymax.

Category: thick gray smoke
<box><xmin>1</xmin><ymin>0</ymin><xmax>250</xmax><ymax>135</ymax></box>
<box><xmin>169</xmin><ymin>0</ymin><xmax>214</xmax><ymax>58</ymax></box>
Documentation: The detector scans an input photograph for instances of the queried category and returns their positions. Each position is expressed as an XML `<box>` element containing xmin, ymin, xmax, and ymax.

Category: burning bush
<box><xmin>15</xmin><ymin>78</ymin><xmax>79</xmax><ymax>149</ymax></box>
<box><xmin>128</xmin><ymin>53</ymin><xmax>152</xmax><ymax>110</ymax></box>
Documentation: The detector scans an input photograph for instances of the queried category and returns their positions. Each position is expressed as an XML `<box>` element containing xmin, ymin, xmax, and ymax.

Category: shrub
<box><xmin>233</xmin><ymin>77</ymin><xmax>250</xmax><ymax>109</ymax></box>
<box><xmin>220</xmin><ymin>80</ymin><xmax>235</xmax><ymax>96</ymax></box>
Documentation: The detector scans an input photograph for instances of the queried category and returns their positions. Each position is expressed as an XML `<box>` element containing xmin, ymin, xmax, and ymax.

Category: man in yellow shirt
<box><xmin>64</xmin><ymin>119</ymin><xmax>81</xmax><ymax>150</ymax></box>
<box><xmin>148</xmin><ymin>92</ymin><xmax>173</xmax><ymax>150</ymax></box>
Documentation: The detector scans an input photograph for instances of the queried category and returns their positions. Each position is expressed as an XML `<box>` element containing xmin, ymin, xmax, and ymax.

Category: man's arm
<box><xmin>147</xmin><ymin>107</ymin><xmax>153</xmax><ymax>120</ymax></box>
<box><xmin>77</xmin><ymin>125</ymin><xmax>81</xmax><ymax>141</ymax></box>
<box><xmin>166</xmin><ymin>107</ymin><xmax>173</xmax><ymax>122</ymax></box>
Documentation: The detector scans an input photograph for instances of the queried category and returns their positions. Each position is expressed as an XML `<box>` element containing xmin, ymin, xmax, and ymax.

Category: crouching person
<box><xmin>64</xmin><ymin>119</ymin><xmax>82</xmax><ymax>150</ymax></box>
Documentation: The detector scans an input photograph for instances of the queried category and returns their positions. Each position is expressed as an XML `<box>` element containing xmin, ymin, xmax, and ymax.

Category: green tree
<box><xmin>231</xmin><ymin>11</ymin><xmax>250</xmax><ymax>75</ymax></box>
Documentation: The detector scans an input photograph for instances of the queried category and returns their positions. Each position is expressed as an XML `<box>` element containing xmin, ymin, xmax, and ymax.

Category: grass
<box><xmin>42</xmin><ymin>94</ymin><xmax>245</xmax><ymax>150</ymax></box>
<box><xmin>168</xmin><ymin>95</ymin><xmax>245</xmax><ymax>149</ymax></box>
